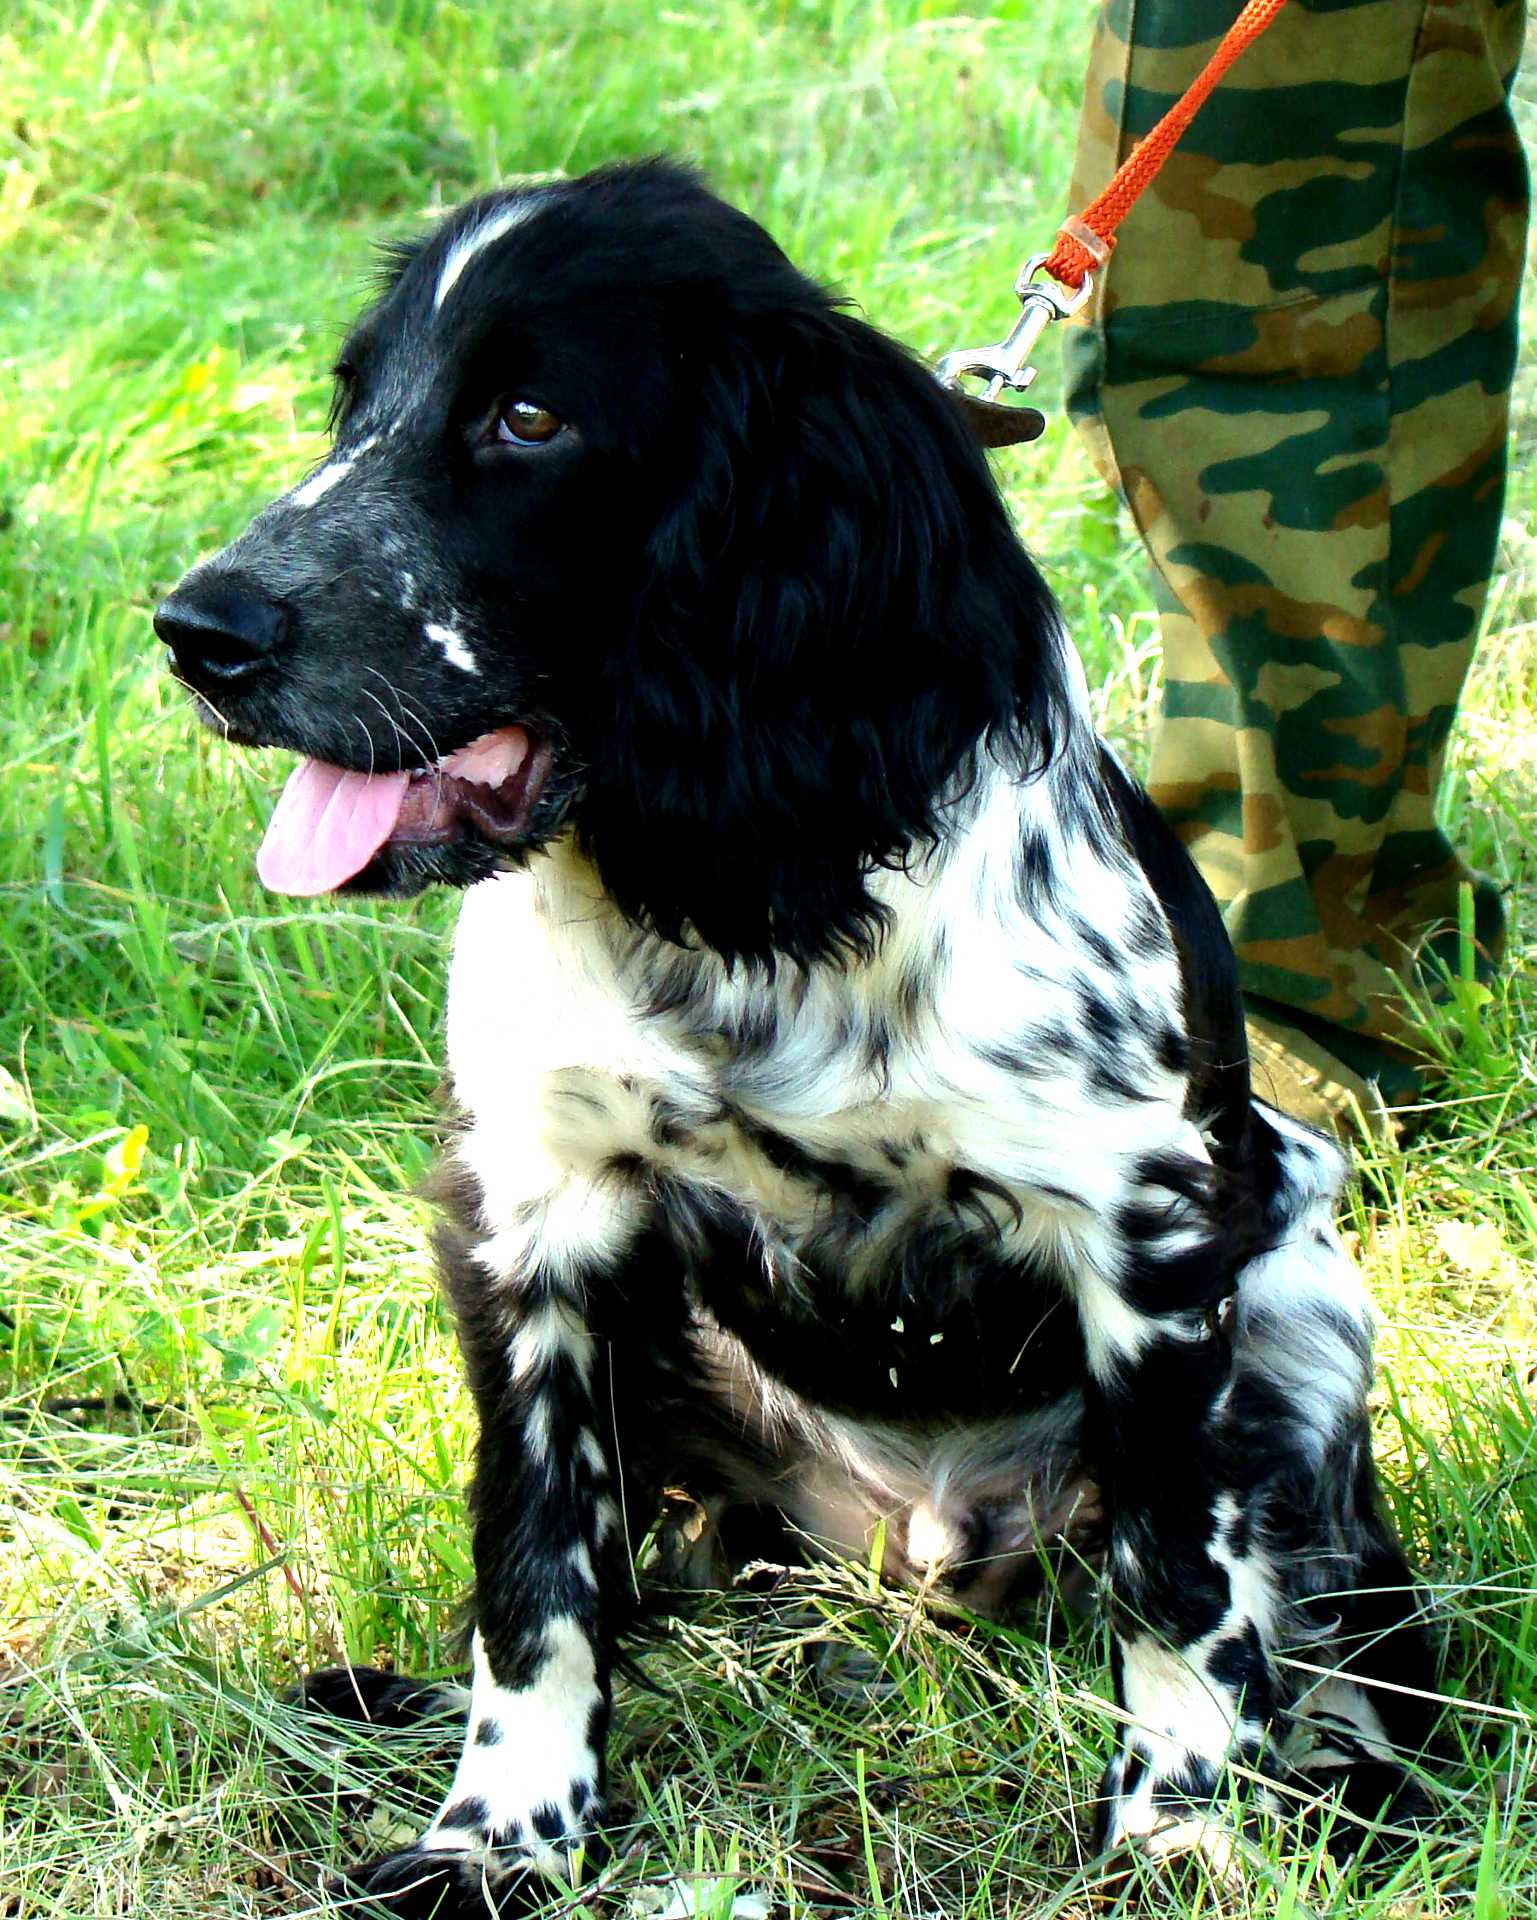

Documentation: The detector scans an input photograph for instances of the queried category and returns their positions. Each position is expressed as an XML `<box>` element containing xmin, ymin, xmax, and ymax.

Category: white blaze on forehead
<box><xmin>434</xmin><ymin>197</ymin><xmax>545</xmax><ymax>311</ymax></box>
<box><xmin>290</xmin><ymin>457</ymin><xmax>354</xmax><ymax>508</ymax></box>
<box><xmin>425</xmin><ymin>620</ymin><xmax>479</xmax><ymax>674</ymax></box>
<box><xmin>289</xmin><ymin>434</ymin><xmax>379</xmax><ymax>510</ymax></box>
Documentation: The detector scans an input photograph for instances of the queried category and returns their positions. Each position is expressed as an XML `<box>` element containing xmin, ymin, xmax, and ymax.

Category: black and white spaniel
<box><xmin>155</xmin><ymin>160</ymin><xmax>1434</xmax><ymax>1915</ymax></box>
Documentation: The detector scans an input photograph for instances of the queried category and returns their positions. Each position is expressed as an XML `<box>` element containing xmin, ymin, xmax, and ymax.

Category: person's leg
<box><xmin>1064</xmin><ymin>0</ymin><xmax>1528</xmax><ymax>1130</ymax></box>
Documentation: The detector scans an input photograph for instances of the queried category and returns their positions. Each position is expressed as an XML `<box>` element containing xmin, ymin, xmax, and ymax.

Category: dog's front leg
<box><xmin>1075</xmin><ymin>1254</ymin><xmax>1279</xmax><ymax>1861</ymax></box>
<box><xmin>333</xmin><ymin>1173</ymin><xmax>640</xmax><ymax>1917</ymax></box>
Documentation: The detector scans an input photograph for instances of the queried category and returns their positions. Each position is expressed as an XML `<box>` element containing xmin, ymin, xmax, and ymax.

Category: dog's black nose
<box><xmin>154</xmin><ymin>582</ymin><xmax>288</xmax><ymax>685</ymax></box>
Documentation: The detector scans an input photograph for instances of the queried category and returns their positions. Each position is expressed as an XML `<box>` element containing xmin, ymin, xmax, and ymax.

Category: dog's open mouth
<box><xmin>256</xmin><ymin>726</ymin><xmax>552</xmax><ymax>895</ymax></box>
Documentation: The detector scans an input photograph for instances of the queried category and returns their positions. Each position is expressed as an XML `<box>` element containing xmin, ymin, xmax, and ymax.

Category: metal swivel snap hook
<box><xmin>935</xmin><ymin>254</ymin><xmax>1095</xmax><ymax>407</ymax></box>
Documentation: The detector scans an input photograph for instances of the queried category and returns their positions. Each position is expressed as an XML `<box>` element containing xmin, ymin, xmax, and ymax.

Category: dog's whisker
<box><xmin>361</xmin><ymin>663</ymin><xmax>445</xmax><ymax>767</ymax></box>
<box><xmin>357</xmin><ymin>685</ymin><xmax>411</xmax><ymax>776</ymax></box>
<box><xmin>168</xmin><ymin>669</ymin><xmax>235</xmax><ymax>739</ymax></box>
<box><xmin>349</xmin><ymin>707</ymin><xmax>380</xmax><ymax>778</ymax></box>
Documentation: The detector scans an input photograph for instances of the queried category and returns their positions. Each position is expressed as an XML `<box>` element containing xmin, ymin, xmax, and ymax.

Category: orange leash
<box><xmin>1043</xmin><ymin>0</ymin><xmax>1291</xmax><ymax>291</ymax></box>
<box><xmin>937</xmin><ymin>0</ymin><xmax>1291</xmax><ymax>431</ymax></box>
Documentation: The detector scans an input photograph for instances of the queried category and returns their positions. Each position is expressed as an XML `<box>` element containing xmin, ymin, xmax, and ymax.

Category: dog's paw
<box><xmin>1093</xmin><ymin>1742</ymin><xmax>1267</xmax><ymax>1874</ymax></box>
<box><xmin>1283</xmin><ymin>1687</ymin><xmax>1436</xmax><ymax>1861</ymax></box>
<box><xmin>1289</xmin><ymin>1750</ymin><xmax>1434</xmax><ymax>1862</ymax></box>
<box><xmin>295</xmin><ymin>1663</ymin><xmax>468</xmax><ymax>1730</ymax></box>
<box><xmin>327</xmin><ymin>1799</ymin><xmax>604</xmax><ymax>1916</ymax></box>
<box><xmin>324</xmin><ymin>1842</ymin><xmax>544</xmax><ymax>1917</ymax></box>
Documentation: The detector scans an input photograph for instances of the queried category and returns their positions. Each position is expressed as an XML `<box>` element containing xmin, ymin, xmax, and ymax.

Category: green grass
<box><xmin>2</xmin><ymin>2</ymin><xmax>1535</xmax><ymax>1914</ymax></box>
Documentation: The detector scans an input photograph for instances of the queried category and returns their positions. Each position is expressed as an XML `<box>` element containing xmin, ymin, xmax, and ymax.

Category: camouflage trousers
<box><xmin>1063</xmin><ymin>0</ymin><xmax>1528</xmax><ymax>1104</ymax></box>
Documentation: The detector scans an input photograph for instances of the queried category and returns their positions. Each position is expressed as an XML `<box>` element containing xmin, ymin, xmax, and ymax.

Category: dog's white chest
<box><xmin>444</xmin><ymin>869</ymin><xmax>1145</xmax><ymax>1298</ymax></box>
<box><xmin>442</xmin><ymin>785</ymin><xmax>1211</xmax><ymax>1319</ymax></box>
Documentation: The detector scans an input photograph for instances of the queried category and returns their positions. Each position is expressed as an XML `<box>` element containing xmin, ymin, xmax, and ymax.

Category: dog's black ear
<box><xmin>578</xmin><ymin>299</ymin><xmax>1069</xmax><ymax>968</ymax></box>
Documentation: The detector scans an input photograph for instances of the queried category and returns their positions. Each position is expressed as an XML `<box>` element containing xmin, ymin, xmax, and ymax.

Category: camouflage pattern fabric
<box><xmin>1063</xmin><ymin>0</ymin><xmax>1528</xmax><ymax>1106</ymax></box>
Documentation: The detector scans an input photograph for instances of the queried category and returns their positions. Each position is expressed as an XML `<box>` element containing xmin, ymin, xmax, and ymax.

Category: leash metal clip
<box><xmin>935</xmin><ymin>254</ymin><xmax>1095</xmax><ymax>404</ymax></box>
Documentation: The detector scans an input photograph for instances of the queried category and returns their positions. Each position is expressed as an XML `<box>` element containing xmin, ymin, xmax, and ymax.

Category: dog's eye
<box><xmin>495</xmin><ymin>400</ymin><xmax>565</xmax><ymax>447</ymax></box>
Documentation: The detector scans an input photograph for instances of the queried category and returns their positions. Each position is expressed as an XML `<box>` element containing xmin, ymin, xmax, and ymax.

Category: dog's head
<box><xmin>156</xmin><ymin>160</ymin><xmax>1066</xmax><ymax>965</ymax></box>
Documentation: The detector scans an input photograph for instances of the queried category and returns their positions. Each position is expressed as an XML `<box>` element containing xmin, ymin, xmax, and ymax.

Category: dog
<box><xmin>155</xmin><ymin>160</ymin><xmax>1435</xmax><ymax>1915</ymax></box>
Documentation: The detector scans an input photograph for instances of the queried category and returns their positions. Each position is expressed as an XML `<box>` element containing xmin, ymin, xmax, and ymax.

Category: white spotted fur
<box><xmin>446</xmin><ymin>733</ymin><xmax>1196</xmax><ymax>1325</ymax></box>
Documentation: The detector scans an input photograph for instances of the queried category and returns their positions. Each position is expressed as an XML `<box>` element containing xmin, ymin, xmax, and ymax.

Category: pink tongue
<box><xmin>256</xmin><ymin>759</ymin><xmax>411</xmax><ymax>895</ymax></box>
